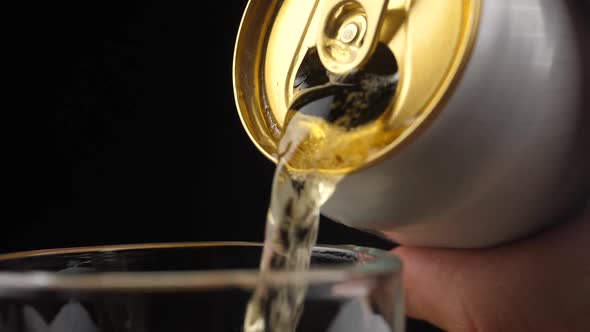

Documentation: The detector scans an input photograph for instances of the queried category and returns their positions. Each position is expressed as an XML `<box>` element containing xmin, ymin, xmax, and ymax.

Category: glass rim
<box><xmin>0</xmin><ymin>242</ymin><xmax>401</xmax><ymax>292</ymax></box>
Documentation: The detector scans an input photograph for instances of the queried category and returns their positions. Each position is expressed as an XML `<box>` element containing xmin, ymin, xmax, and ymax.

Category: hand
<box><xmin>388</xmin><ymin>205</ymin><xmax>590</xmax><ymax>332</ymax></box>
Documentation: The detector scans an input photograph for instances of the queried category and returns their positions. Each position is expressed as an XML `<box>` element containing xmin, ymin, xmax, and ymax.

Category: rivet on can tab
<box><xmin>316</xmin><ymin>0</ymin><xmax>389</xmax><ymax>74</ymax></box>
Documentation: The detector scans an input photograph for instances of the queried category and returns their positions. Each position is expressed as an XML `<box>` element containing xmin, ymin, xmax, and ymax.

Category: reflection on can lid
<box><xmin>233</xmin><ymin>0</ymin><xmax>481</xmax><ymax>171</ymax></box>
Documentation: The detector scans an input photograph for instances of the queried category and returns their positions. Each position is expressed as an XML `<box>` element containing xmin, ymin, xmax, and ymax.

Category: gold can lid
<box><xmin>233</xmin><ymin>0</ymin><xmax>480</xmax><ymax>172</ymax></box>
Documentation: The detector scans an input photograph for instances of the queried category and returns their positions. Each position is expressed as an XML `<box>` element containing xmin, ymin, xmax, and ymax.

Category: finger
<box><xmin>390</xmin><ymin>206</ymin><xmax>590</xmax><ymax>332</ymax></box>
<box><xmin>392</xmin><ymin>246</ymin><xmax>479</xmax><ymax>332</ymax></box>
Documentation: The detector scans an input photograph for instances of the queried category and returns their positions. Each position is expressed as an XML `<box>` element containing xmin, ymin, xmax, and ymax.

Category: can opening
<box><xmin>274</xmin><ymin>43</ymin><xmax>402</xmax><ymax>173</ymax></box>
<box><xmin>290</xmin><ymin>43</ymin><xmax>398</xmax><ymax>130</ymax></box>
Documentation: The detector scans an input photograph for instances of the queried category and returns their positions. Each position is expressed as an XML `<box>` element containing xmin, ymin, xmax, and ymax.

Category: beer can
<box><xmin>233</xmin><ymin>0</ymin><xmax>589</xmax><ymax>248</ymax></box>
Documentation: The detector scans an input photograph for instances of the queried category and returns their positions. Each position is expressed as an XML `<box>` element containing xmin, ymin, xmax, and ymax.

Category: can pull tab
<box><xmin>317</xmin><ymin>0</ymin><xmax>410</xmax><ymax>75</ymax></box>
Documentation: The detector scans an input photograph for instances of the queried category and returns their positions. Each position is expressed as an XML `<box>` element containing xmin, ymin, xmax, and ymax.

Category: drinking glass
<box><xmin>0</xmin><ymin>242</ymin><xmax>403</xmax><ymax>331</ymax></box>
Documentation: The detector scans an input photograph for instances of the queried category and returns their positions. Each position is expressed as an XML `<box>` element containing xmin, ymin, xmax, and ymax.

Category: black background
<box><xmin>6</xmin><ymin>0</ymin><xmax>392</xmax><ymax>253</ymax></box>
